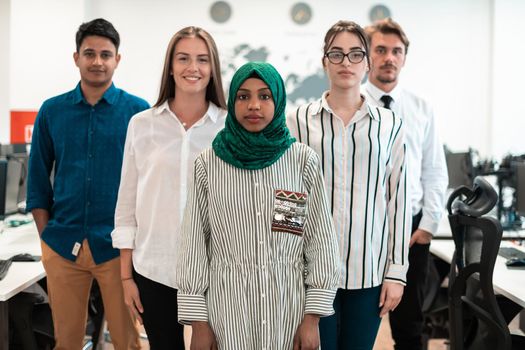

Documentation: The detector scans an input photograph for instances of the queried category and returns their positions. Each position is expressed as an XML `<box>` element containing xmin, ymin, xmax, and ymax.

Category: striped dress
<box><xmin>287</xmin><ymin>93</ymin><xmax>410</xmax><ymax>290</ymax></box>
<box><xmin>176</xmin><ymin>142</ymin><xmax>340</xmax><ymax>349</ymax></box>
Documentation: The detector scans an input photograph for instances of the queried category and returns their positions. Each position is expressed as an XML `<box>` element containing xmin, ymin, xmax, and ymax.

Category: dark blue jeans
<box><xmin>319</xmin><ymin>286</ymin><xmax>382</xmax><ymax>350</ymax></box>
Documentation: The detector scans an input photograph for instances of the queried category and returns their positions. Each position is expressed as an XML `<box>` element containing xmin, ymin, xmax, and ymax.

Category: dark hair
<box><xmin>75</xmin><ymin>18</ymin><xmax>120</xmax><ymax>52</ymax></box>
<box><xmin>364</xmin><ymin>17</ymin><xmax>410</xmax><ymax>54</ymax></box>
<box><xmin>323</xmin><ymin>20</ymin><xmax>370</xmax><ymax>67</ymax></box>
<box><xmin>154</xmin><ymin>26</ymin><xmax>226</xmax><ymax>109</ymax></box>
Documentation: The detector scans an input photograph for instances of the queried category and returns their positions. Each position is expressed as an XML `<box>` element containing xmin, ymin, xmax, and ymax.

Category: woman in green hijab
<box><xmin>176</xmin><ymin>62</ymin><xmax>340</xmax><ymax>350</ymax></box>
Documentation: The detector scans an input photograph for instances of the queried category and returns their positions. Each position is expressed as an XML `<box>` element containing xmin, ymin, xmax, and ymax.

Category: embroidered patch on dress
<box><xmin>271</xmin><ymin>189</ymin><xmax>307</xmax><ymax>236</ymax></box>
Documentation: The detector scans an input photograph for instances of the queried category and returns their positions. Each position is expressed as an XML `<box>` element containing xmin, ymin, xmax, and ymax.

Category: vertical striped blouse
<box><xmin>287</xmin><ymin>93</ymin><xmax>410</xmax><ymax>290</ymax></box>
<box><xmin>176</xmin><ymin>142</ymin><xmax>340</xmax><ymax>349</ymax></box>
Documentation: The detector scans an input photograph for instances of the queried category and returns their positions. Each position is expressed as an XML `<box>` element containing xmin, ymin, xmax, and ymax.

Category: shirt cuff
<box><xmin>304</xmin><ymin>288</ymin><xmax>337</xmax><ymax>317</ymax></box>
<box><xmin>419</xmin><ymin>215</ymin><xmax>440</xmax><ymax>236</ymax></box>
<box><xmin>177</xmin><ymin>293</ymin><xmax>209</xmax><ymax>325</ymax></box>
<box><xmin>111</xmin><ymin>226</ymin><xmax>137</xmax><ymax>249</ymax></box>
<box><xmin>384</xmin><ymin>263</ymin><xmax>408</xmax><ymax>286</ymax></box>
<box><xmin>25</xmin><ymin>199</ymin><xmax>52</xmax><ymax>212</ymax></box>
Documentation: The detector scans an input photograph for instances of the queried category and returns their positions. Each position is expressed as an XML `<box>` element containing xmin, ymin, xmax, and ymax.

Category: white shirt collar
<box><xmin>317</xmin><ymin>90</ymin><xmax>380</xmax><ymax>121</ymax></box>
<box><xmin>364</xmin><ymin>80</ymin><xmax>403</xmax><ymax>105</ymax></box>
<box><xmin>153</xmin><ymin>100</ymin><xmax>221</xmax><ymax>124</ymax></box>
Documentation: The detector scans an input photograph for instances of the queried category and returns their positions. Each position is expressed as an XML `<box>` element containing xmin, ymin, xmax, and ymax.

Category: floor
<box><xmin>373</xmin><ymin>315</ymin><xmax>448</xmax><ymax>350</ymax></box>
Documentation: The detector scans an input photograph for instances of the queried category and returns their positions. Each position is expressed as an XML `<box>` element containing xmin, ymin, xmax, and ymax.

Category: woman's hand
<box><xmin>293</xmin><ymin>314</ymin><xmax>320</xmax><ymax>350</ymax></box>
<box><xmin>122</xmin><ymin>278</ymin><xmax>144</xmax><ymax>324</ymax></box>
<box><xmin>191</xmin><ymin>321</ymin><xmax>218</xmax><ymax>350</ymax></box>
<box><xmin>379</xmin><ymin>281</ymin><xmax>404</xmax><ymax>316</ymax></box>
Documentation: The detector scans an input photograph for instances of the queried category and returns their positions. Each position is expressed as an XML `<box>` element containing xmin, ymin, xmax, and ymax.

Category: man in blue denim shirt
<box><xmin>27</xmin><ymin>18</ymin><xmax>149</xmax><ymax>349</ymax></box>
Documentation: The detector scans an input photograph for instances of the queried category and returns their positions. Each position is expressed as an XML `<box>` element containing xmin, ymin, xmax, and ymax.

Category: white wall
<box><xmin>0</xmin><ymin>0</ymin><xmax>10</xmax><ymax>142</ymax></box>
<box><xmin>5</xmin><ymin>0</ymin><xmax>521</xmax><ymax>159</ymax></box>
<box><xmin>9</xmin><ymin>0</ymin><xmax>84</xmax><ymax>111</ymax></box>
<box><xmin>492</xmin><ymin>0</ymin><xmax>525</xmax><ymax>158</ymax></box>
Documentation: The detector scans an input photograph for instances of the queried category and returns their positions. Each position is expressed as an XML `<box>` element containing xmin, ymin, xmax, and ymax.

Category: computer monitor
<box><xmin>513</xmin><ymin>161</ymin><xmax>525</xmax><ymax>217</ymax></box>
<box><xmin>0</xmin><ymin>143</ymin><xmax>29</xmax><ymax>205</ymax></box>
<box><xmin>0</xmin><ymin>158</ymin><xmax>23</xmax><ymax>219</ymax></box>
<box><xmin>8</xmin><ymin>153</ymin><xmax>28</xmax><ymax>204</ymax></box>
<box><xmin>446</xmin><ymin>151</ymin><xmax>474</xmax><ymax>189</ymax></box>
<box><xmin>0</xmin><ymin>143</ymin><xmax>27</xmax><ymax>156</ymax></box>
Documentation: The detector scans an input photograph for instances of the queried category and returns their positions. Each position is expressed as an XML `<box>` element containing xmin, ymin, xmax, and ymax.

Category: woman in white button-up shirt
<box><xmin>111</xmin><ymin>26</ymin><xmax>227</xmax><ymax>349</ymax></box>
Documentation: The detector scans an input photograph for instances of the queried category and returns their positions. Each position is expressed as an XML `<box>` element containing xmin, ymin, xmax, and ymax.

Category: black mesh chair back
<box><xmin>446</xmin><ymin>176</ymin><xmax>511</xmax><ymax>350</ymax></box>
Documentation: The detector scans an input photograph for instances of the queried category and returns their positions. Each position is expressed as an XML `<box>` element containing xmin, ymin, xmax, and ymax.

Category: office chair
<box><xmin>8</xmin><ymin>291</ymin><xmax>54</xmax><ymax>350</ymax></box>
<box><xmin>446</xmin><ymin>176</ymin><xmax>524</xmax><ymax>350</ymax></box>
<box><xmin>421</xmin><ymin>255</ymin><xmax>450</xmax><ymax>346</ymax></box>
<box><xmin>8</xmin><ymin>279</ymin><xmax>106</xmax><ymax>350</ymax></box>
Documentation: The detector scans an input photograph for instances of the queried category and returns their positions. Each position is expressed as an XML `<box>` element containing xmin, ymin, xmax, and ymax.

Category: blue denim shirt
<box><xmin>27</xmin><ymin>83</ymin><xmax>149</xmax><ymax>264</ymax></box>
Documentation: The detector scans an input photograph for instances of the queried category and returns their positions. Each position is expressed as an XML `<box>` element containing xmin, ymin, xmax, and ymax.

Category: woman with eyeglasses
<box><xmin>287</xmin><ymin>20</ymin><xmax>410</xmax><ymax>349</ymax></box>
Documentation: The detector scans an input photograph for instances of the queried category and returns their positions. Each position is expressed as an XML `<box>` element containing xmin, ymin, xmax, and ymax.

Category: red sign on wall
<box><xmin>10</xmin><ymin>110</ymin><xmax>37</xmax><ymax>144</ymax></box>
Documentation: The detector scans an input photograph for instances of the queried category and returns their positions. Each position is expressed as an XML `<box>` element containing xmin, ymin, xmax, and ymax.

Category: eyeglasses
<box><xmin>325</xmin><ymin>50</ymin><xmax>366</xmax><ymax>64</ymax></box>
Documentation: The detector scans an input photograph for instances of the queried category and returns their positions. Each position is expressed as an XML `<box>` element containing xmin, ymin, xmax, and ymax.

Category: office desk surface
<box><xmin>0</xmin><ymin>221</ymin><xmax>44</xmax><ymax>301</ymax></box>
<box><xmin>430</xmin><ymin>240</ymin><xmax>525</xmax><ymax>308</ymax></box>
<box><xmin>433</xmin><ymin>215</ymin><xmax>525</xmax><ymax>240</ymax></box>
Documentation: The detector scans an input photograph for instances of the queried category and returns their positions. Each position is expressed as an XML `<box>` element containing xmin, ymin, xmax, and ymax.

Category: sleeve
<box><xmin>302</xmin><ymin>149</ymin><xmax>340</xmax><ymax>317</ymax></box>
<box><xmin>384</xmin><ymin>117</ymin><xmax>411</xmax><ymax>285</ymax></box>
<box><xmin>176</xmin><ymin>155</ymin><xmax>211</xmax><ymax>325</ymax></box>
<box><xmin>286</xmin><ymin>108</ymin><xmax>300</xmax><ymax>140</ymax></box>
<box><xmin>26</xmin><ymin>103</ymin><xmax>55</xmax><ymax>212</ymax></box>
<box><xmin>419</xmin><ymin>108</ymin><xmax>448</xmax><ymax>235</ymax></box>
<box><xmin>111</xmin><ymin>120</ymin><xmax>139</xmax><ymax>249</ymax></box>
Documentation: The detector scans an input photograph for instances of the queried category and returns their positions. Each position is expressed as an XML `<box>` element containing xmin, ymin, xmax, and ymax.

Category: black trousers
<box><xmin>389</xmin><ymin>211</ymin><xmax>430</xmax><ymax>350</ymax></box>
<box><xmin>133</xmin><ymin>270</ymin><xmax>185</xmax><ymax>350</ymax></box>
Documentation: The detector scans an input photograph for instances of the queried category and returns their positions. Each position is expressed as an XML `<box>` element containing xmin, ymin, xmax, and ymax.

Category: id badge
<box><xmin>272</xmin><ymin>189</ymin><xmax>307</xmax><ymax>236</ymax></box>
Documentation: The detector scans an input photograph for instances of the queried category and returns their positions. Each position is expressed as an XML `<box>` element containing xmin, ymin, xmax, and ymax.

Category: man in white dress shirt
<box><xmin>363</xmin><ymin>18</ymin><xmax>448</xmax><ymax>350</ymax></box>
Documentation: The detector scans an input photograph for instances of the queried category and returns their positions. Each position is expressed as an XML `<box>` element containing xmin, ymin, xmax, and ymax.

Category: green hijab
<box><xmin>212</xmin><ymin>62</ymin><xmax>295</xmax><ymax>170</ymax></box>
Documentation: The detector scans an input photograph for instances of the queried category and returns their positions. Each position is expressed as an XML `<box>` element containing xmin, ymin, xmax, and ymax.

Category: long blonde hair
<box><xmin>154</xmin><ymin>26</ymin><xmax>226</xmax><ymax>109</ymax></box>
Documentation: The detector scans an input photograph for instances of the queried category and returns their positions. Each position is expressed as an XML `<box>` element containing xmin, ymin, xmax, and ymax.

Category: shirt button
<box><xmin>87</xmin><ymin>202</ymin><xmax>91</xmax><ymax>206</ymax></box>
<box><xmin>261</xmin><ymin>293</ymin><xmax>265</xmax><ymax>298</ymax></box>
<box><xmin>256</xmin><ymin>212</ymin><xmax>261</xmax><ymax>216</ymax></box>
<box><xmin>254</xmin><ymin>182</ymin><xmax>259</xmax><ymax>187</ymax></box>
<box><xmin>87</xmin><ymin>178</ymin><xmax>91</xmax><ymax>182</ymax></box>
<box><xmin>262</xmin><ymin>320</ymin><xmax>266</xmax><ymax>325</ymax></box>
<box><xmin>88</xmin><ymin>154</ymin><xmax>93</xmax><ymax>158</ymax></box>
<box><xmin>261</xmin><ymin>265</ymin><xmax>266</xmax><ymax>269</ymax></box>
<box><xmin>259</xmin><ymin>241</ymin><xmax>263</xmax><ymax>245</ymax></box>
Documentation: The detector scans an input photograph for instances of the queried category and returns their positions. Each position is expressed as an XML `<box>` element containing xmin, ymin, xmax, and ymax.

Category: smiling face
<box><xmin>171</xmin><ymin>36</ymin><xmax>211</xmax><ymax>97</ymax></box>
<box><xmin>74</xmin><ymin>35</ymin><xmax>120</xmax><ymax>89</ymax></box>
<box><xmin>234</xmin><ymin>77</ymin><xmax>275</xmax><ymax>133</ymax></box>
<box><xmin>323</xmin><ymin>31</ymin><xmax>369</xmax><ymax>92</ymax></box>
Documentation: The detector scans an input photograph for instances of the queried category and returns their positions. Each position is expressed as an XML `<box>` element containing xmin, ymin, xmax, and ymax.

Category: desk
<box><xmin>430</xmin><ymin>240</ymin><xmax>525</xmax><ymax>309</ymax></box>
<box><xmin>0</xmin><ymin>220</ymin><xmax>43</xmax><ymax>349</ymax></box>
<box><xmin>433</xmin><ymin>215</ymin><xmax>525</xmax><ymax>240</ymax></box>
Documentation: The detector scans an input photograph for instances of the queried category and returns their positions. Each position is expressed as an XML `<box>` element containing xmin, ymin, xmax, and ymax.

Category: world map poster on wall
<box><xmin>220</xmin><ymin>42</ymin><xmax>329</xmax><ymax>108</ymax></box>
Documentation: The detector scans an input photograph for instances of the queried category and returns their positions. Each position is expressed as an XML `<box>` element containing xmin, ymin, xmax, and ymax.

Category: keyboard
<box><xmin>499</xmin><ymin>247</ymin><xmax>525</xmax><ymax>260</ymax></box>
<box><xmin>0</xmin><ymin>259</ymin><xmax>13</xmax><ymax>281</ymax></box>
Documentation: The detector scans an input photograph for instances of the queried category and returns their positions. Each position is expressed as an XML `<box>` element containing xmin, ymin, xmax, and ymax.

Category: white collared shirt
<box><xmin>363</xmin><ymin>82</ymin><xmax>448</xmax><ymax>235</ymax></box>
<box><xmin>287</xmin><ymin>92</ymin><xmax>410</xmax><ymax>289</ymax></box>
<box><xmin>111</xmin><ymin>100</ymin><xmax>226</xmax><ymax>288</ymax></box>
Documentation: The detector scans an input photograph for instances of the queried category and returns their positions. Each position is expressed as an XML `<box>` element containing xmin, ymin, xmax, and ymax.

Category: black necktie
<box><xmin>380</xmin><ymin>95</ymin><xmax>393</xmax><ymax>110</ymax></box>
